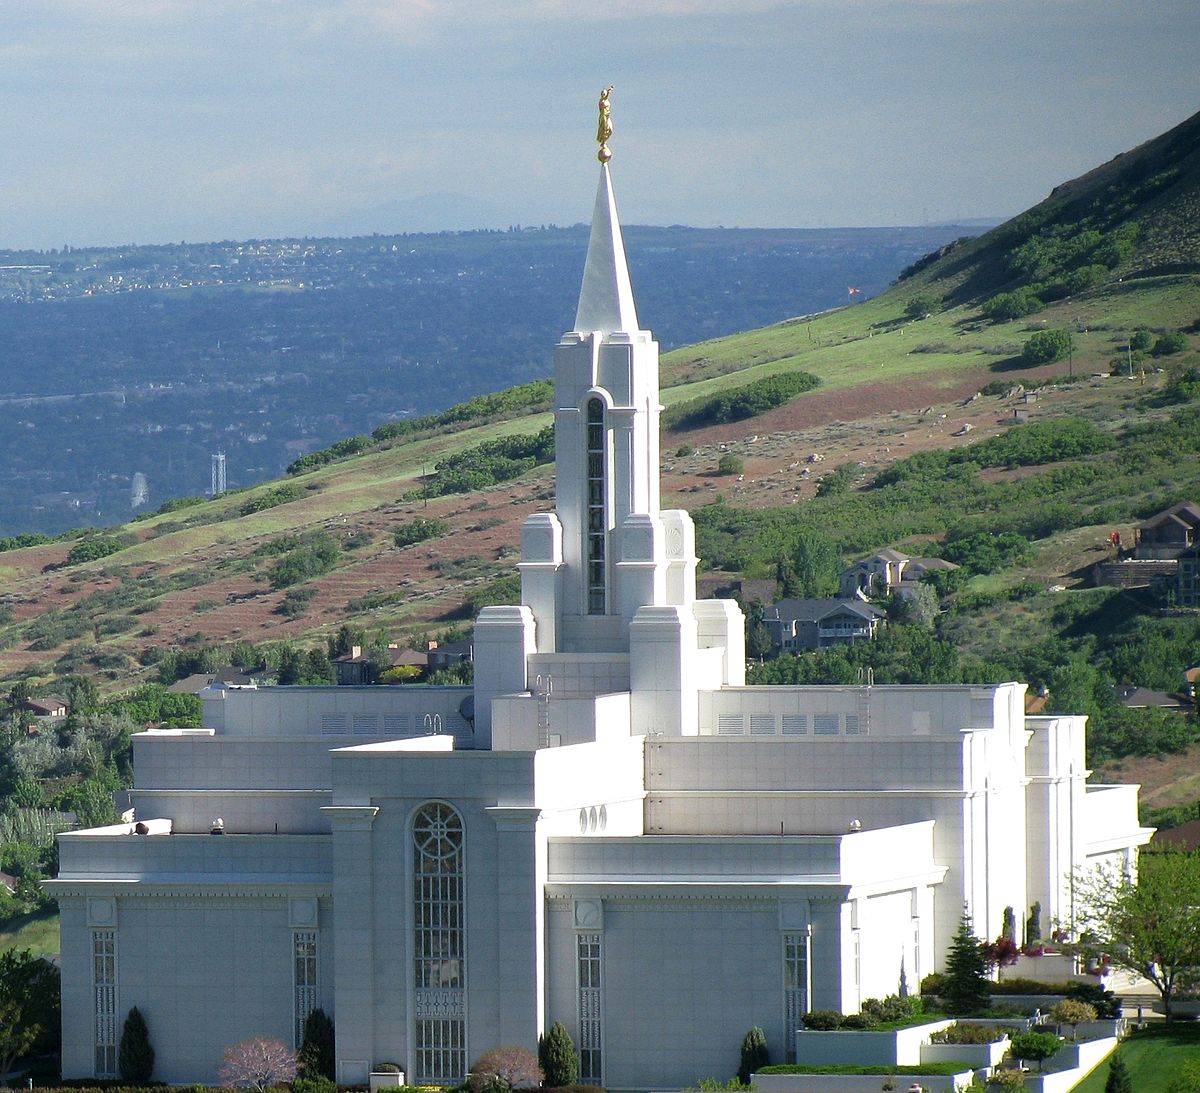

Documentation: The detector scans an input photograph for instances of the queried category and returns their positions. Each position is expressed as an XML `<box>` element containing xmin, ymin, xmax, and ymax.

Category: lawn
<box><xmin>1074</xmin><ymin>1023</ymin><xmax>1200</xmax><ymax>1093</ymax></box>
<box><xmin>0</xmin><ymin>909</ymin><xmax>60</xmax><ymax>958</ymax></box>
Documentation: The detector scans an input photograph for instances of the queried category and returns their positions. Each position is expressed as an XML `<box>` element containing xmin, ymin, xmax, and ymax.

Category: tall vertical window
<box><xmin>585</xmin><ymin>398</ymin><xmax>607</xmax><ymax>615</ymax></box>
<box><xmin>92</xmin><ymin>930</ymin><xmax>117</xmax><ymax>1077</ymax></box>
<box><xmin>782</xmin><ymin>932</ymin><xmax>808</xmax><ymax>1064</ymax></box>
<box><xmin>293</xmin><ymin>931</ymin><xmax>318</xmax><ymax>1048</ymax></box>
<box><xmin>413</xmin><ymin>802</ymin><xmax>466</xmax><ymax>1083</ymax></box>
<box><xmin>577</xmin><ymin>933</ymin><xmax>602</xmax><ymax>1083</ymax></box>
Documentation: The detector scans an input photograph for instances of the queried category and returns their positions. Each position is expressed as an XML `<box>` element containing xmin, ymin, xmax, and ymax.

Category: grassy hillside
<box><xmin>0</xmin><ymin>113</ymin><xmax>1197</xmax><ymax>824</ymax></box>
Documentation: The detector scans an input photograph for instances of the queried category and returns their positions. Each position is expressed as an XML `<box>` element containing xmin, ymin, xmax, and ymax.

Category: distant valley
<box><xmin>0</xmin><ymin>224</ymin><xmax>985</xmax><ymax>535</ymax></box>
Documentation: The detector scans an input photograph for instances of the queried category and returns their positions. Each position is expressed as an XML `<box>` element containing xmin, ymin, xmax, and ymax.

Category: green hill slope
<box><xmin>0</xmin><ymin>113</ymin><xmax>1197</xmax><ymax>738</ymax></box>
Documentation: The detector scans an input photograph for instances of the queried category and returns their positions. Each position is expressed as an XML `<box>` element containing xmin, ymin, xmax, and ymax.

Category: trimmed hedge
<box><xmin>759</xmin><ymin>1063</ymin><xmax>972</xmax><ymax>1076</ymax></box>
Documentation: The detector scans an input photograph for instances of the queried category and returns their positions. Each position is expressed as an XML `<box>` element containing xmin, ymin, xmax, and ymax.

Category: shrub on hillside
<box><xmin>904</xmin><ymin>293</ymin><xmax>941</xmax><ymax>319</ymax></box>
<box><xmin>717</xmin><ymin>454</ymin><xmax>744</xmax><ymax>476</ymax></box>
<box><xmin>267</xmin><ymin>531</ymin><xmax>339</xmax><ymax>589</ymax></box>
<box><xmin>664</xmin><ymin>371</ymin><xmax>820</xmax><ymax>431</ymax></box>
<box><xmin>940</xmin><ymin>531</ymin><xmax>1030</xmax><ymax>575</ymax></box>
<box><xmin>416</xmin><ymin>426</ymin><xmax>555</xmax><ymax>498</ymax></box>
<box><xmin>1021</xmin><ymin>329</ymin><xmax>1073</xmax><ymax>366</ymax></box>
<box><xmin>1152</xmin><ymin>330</ymin><xmax>1190</xmax><ymax>357</ymax></box>
<box><xmin>394</xmin><ymin>518</ymin><xmax>449</xmax><ymax>548</ymax></box>
<box><xmin>240</xmin><ymin>483</ymin><xmax>303</xmax><ymax>515</ymax></box>
<box><xmin>983</xmin><ymin>288</ymin><xmax>1043</xmax><ymax>322</ymax></box>
<box><xmin>64</xmin><ymin>536</ymin><xmax>125</xmax><ymax>567</ymax></box>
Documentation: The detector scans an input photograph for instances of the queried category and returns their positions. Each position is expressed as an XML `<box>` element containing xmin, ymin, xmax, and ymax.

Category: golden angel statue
<box><xmin>597</xmin><ymin>85</ymin><xmax>614</xmax><ymax>163</ymax></box>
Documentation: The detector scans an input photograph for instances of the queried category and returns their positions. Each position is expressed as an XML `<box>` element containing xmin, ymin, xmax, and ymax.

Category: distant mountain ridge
<box><xmin>898</xmin><ymin>108</ymin><xmax>1200</xmax><ymax>304</ymax></box>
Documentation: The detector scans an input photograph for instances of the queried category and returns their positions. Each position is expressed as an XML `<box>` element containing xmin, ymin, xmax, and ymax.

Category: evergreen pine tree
<box><xmin>118</xmin><ymin>1006</ymin><xmax>155</xmax><ymax>1082</ymax></box>
<box><xmin>1104</xmin><ymin>1050</ymin><xmax>1131</xmax><ymax>1093</ymax></box>
<box><xmin>737</xmin><ymin>1027</ymin><xmax>769</xmax><ymax>1085</ymax></box>
<box><xmin>942</xmin><ymin>909</ymin><xmax>991</xmax><ymax>1015</ymax></box>
<box><xmin>298</xmin><ymin>1008</ymin><xmax>336</xmax><ymax>1080</ymax></box>
<box><xmin>537</xmin><ymin>1021</ymin><xmax>579</xmax><ymax>1089</ymax></box>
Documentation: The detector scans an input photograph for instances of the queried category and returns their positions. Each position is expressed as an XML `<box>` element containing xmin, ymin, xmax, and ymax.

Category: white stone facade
<box><xmin>51</xmin><ymin>162</ymin><xmax>1152</xmax><ymax>1089</ymax></box>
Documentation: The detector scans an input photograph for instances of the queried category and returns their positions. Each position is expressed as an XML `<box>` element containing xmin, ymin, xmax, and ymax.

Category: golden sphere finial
<box><xmin>597</xmin><ymin>85</ymin><xmax>614</xmax><ymax>163</ymax></box>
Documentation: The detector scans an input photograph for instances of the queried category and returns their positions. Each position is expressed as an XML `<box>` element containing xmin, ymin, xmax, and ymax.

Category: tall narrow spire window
<box><xmin>413</xmin><ymin>802</ymin><xmax>466</xmax><ymax>1083</ymax></box>
<box><xmin>585</xmin><ymin>398</ymin><xmax>608</xmax><ymax>614</ymax></box>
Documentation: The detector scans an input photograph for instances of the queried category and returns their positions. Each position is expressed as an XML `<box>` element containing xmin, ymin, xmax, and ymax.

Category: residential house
<box><xmin>764</xmin><ymin>598</ymin><xmax>886</xmax><ymax>653</ymax></box>
<box><xmin>839</xmin><ymin>550</ymin><xmax>958</xmax><ymax>600</ymax></box>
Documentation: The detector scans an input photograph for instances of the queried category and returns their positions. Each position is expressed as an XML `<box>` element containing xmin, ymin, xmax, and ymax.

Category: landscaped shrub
<box><xmin>942</xmin><ymin>913</ymin><xmax>991</xmax><ymax>1015</ymax></box>
<box><xmin>117</xmin><ymin>1007</ymin><xmax>154</xmax><ymax>1082</ymax></box>
<box><xmin>465</xmin><ymin>1046</ymin><xmax>543</xmax><ymax>1093</ymax></box>
<box><xmin>1048</xmin><ymin>999</ymin><xmax>1096</xmax><ymax>1041</ymax></box>
<box><xmin>758</xmin><ymin>1063</ymin><xmax>973</xmax><ymax>1076</ymax></box>
<box><xmin>801</xmin><ymin>1010</ymin><xmax>843</xmax><ymax>1031</ymax></box>
<box><xmin>297</xmin><ymin>1008</ymin><xmax>335</xmax><ymax>1080</ymax></box>
<box><xmin>538</xmin><ymin>1021</ymin><xmax>579</xmax><ymax>1089</ymax></box>
<box><xmin>929</xmin><ymin>1023</ymin><xmax>1015</xmax><ymax>1045</ymax></box>
<box><xmin>841</xmin><ymin>1012</ymin><xmax>881</xmax><ymax>1029</ymax></box>
<box><xmin>737</xmin><ymin>1027</ymin><xmax>769</xmax><ymax>1084</ymax></box>
<box><xmin>861</xmin><ymin>995</ymin><xmax>924</xmax><ymax>1023</ymax></box>
<box><xmin>1009</xmin><ymin>1030</ymin><xmax>1062</xmax><ymax>1072</ymax></box>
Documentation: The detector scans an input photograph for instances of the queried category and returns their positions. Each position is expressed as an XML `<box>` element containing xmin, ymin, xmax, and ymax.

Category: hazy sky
<box><xmin>1</xmin><ymin>0</ymin><xmax>1195</xmax><ymax>249</ymax></box>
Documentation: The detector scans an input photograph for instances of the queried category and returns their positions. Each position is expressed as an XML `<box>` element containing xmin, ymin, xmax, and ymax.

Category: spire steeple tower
<box><xmin>574</xmin><ymin>165</ymin><xmax>639</xmax><ymax>337</ymax></box>
<box><xmin>472</xmin><ymin>90</ymin><xmax>744</xmax><ymax>745</ymax></box>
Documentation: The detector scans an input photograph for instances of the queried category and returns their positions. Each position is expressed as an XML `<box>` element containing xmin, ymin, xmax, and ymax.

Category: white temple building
<box><xmin>51</xmin><ymin>132</ymin><xmax>1153</xmax><ymax>1090</ymax></box>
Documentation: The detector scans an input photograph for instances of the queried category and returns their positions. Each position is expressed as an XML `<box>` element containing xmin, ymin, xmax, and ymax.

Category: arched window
<box><xmin>413</xmin><ymin>802</ymin><xmax>466</xmax><ymax>1082</ymax></box>
<box><xmin>585</xmin><ymin>397</ymin><xmax>607</xmax><ymax>614</ymax></box>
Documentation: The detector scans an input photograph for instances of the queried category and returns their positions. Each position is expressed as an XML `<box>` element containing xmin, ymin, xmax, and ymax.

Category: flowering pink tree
<box><xmin>219</xmin><ymin>1037</ymin><xmax>297</xmax><ymax>1091</ymax></box>
<box><xmin>467</xmin><ymin>1047</ymin><xmax>544</xmax><ymax>1093</ymax></box>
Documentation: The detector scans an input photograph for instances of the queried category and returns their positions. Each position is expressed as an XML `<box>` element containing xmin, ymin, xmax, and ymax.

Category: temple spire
<box><xmin>574</xmin><ymin>163</ymin><xmax>640</xmax><ymax>335</ymax></box>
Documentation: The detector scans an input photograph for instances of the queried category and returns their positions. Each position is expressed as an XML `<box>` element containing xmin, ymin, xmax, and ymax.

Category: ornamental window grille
<box><xmin>577</xmin><ymin>933</ymin><xmax>602</xmax><ymax>1083</ymax></box>
<box><xmin>92</xmin><ymin>930</ymin><xmax>117</xmax><ymax>1077</ymax></box>
<box><xmin>585</xmin><ymin>398</ymin><xmax>608</xmax><ymax>615</ymax></box>
<box><xmin>413</xmin><ymin>802</ymin><xmax>466</xmax><ymax>1083</ymax></box>
<box><xmin>782</xmin><ymin>932</ymin><xmax>808</xmax><ymax>1064</ymax></box>
<box><xmin>293</xmin><ymin>931</ymin><xmax>318</xmax><ymax>1048</ymax></box>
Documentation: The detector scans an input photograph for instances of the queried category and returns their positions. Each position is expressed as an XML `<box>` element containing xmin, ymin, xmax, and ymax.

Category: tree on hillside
<box><xmin>778</xmin><ymin>530</ymin><xmax>840</xmax><ymax>599</ymax></box>
<box><xmin>1072</xmin><ymin>851</ymin><xmax>1200</xmax><ymax>1021</ymax></box>
<box><xmin>1021</xmin><ymin>329</ymin><xmax>1073</xmax><ymax>367</ymax></box>
<box><xmin>942</xmin><ymin>910</ymin><xmax>991</xmax><ymax>1015</ymax></box>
